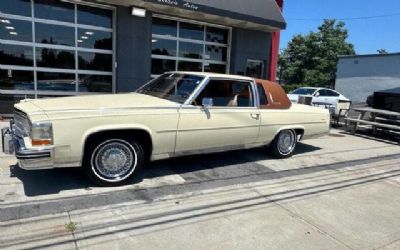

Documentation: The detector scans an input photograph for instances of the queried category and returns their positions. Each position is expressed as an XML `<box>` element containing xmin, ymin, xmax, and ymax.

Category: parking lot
<box><xmin>1</xmin><ymin>120</ymin><xmax>400</xmax><ymax>249</ymax></box>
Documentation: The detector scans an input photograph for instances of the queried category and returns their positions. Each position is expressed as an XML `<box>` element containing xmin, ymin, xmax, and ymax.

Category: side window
<box><xmin>316</xmin><ymin>89</ymin><xmax>327</xmax><ymax>96</ymax></box>
<box><xmin>326</xmin><ymin>90</ymin><xmax>340</xmax><ymax>97</ymax></box>
<box><xmin>195</xmin><ymin>79</ymin><xmax>253</xmax><ymax>107</ymax></box>
<box><xmin>257</xmin><ymin>83</ymin><xmax>268</xmax><ymax>106</ymax></box>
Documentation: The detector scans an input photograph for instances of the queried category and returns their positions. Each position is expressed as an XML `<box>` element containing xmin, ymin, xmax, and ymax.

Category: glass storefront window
<box><xmin>0</xmin><ymin>69</ymin><xmax>34</xmax><ymax>90</ymax></box>
<box><xmin>206</xmin><ymin>27</ymin><xmax>228</xmax><ymax>44</ymax></box>
<box><xmin>36</xmin><ymin>48</ymin><xmax>75</xmax><ymax>69</ymax></box>
<box><xmin>34</xmin><ymin>0</ymin><xmax>75</xmax><ymax>23</ymax></box>
<box><xmin>0</xmin><ymin>0</ymin><xmax>31</xmax><ymax>17</ymax></box>
<box><xmin>0</xmin><ymin>44</ymin><xmax>33</xmax><ymax>66</ymax></box>
<box><xmin>79</xmin><ymin>74</ymin><xmax>112</xmax><ymax>93</ymax></box>
<box><xmin>35</xmin><ymin>23</ymin><xmax>75</xmax><ymax>46</ymax></box>
<box><xmin>178</xmin><ymin>61</ymin><xmax>202</xmax><ymax>72</ymax></box>
<box><xmin>0</xmin><ymin>19</ymin><xmax>32</xmax><ymax>42</ymax></box>
<box><xmin>152</xmin><ymin>39</ymin><xmax>177</xmax><ymax>57</ymax></box>
<box><xmin>78</xmin><ymin>52</ymin><xmax>112</xmax><ymax>71</ymax></box>
<box><xmin>205</xmin><ymin>45</ymin><xmax>227</xmax><ymax>61</ymax></box>
<box><xmin>151</xmin><ymin>17</ymin><xmax>230</xmax><ymax>76</ymax></box>
<box><xmin>0</xmin><ymin>1</ymin><xmax>114</xmax><ymax>106</ymax></box>
<box><xmin>204</xmin><ymin>64</ymin><xmax>226</xmax><ymax>74</ymax></box>
<box><xmin>179</xmin><ymin>42</ymin><xmax>203</xmax><ymax>59</ymax></box>
<box><xmin>152</xmin><ymin>18</ymin><xmax>177</xmax><ymax>37</ymax></box>
<box><xmin>180</xmin><ymin>22</ymin><xmax>204</xmax><ymax>41</ymax></box>
<box><xmin>77</xmin><ymin>29</ymin><xmax>112</xmax><ymax>50</ymax></box>
<box><xmin>77</xmin><ymin>5</ymin><xmax>112</xmax><ymax>28</ymax></box>
<box><xmin>151</xmin><ymin>59</ymin><xmax>175</xmax><ymax>75</ymax></box>
<box><xmin>37</xmin><ymin>72</ymin><xmax>76</xmax><ymax>92</ymax></box>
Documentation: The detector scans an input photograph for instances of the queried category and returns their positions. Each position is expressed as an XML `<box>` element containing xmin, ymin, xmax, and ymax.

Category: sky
<box><xmin>280</xmin><ymin>0</ymin><xmax>400</xmax><ymax>55</ymax></box>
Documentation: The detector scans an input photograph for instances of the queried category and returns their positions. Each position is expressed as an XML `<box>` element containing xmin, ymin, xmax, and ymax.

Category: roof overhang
<box><xmin>97</xmin><ymin>0</ymin><xmax>286</xmax><ymax>32</ymax></box>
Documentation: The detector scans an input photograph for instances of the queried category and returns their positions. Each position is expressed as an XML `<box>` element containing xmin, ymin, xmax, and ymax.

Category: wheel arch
<box><xmin>273</xmin><ymin>126</ymin><xmax>305</xmax><ymax>141</ymax></box>
<box><xmin>81</xmin><ymin>125</ymin><xmax>154</xmax><ymax>163</ymax></box>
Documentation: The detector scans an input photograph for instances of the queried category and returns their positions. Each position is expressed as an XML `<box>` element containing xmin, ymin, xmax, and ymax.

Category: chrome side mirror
<box><xmin>202</xmin><ymin>98</ymin><xmax>213</xmax><ymax>109</ymax></box>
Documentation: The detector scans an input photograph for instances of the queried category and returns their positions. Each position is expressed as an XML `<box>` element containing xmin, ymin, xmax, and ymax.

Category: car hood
<box><xmin>16</xmin><ymin>93</ymin><xmax>180</xmax><ymax>115</ymax></box>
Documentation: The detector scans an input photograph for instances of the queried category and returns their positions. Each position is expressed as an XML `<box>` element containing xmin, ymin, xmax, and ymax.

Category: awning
<box><xmin>127</xmin><ymin>0</ymin><xmax>286</xmax><ymax>32</ymax></box>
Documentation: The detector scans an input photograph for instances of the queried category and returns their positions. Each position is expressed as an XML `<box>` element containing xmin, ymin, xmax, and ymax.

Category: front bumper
<box><xmin>2</xmin><ymin>124</ymin><xmax>54</xmax><ymax>170</ymax></box>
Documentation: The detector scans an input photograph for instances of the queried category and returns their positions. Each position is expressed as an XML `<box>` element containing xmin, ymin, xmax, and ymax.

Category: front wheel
<box><xmin>84</xmin><ymin>137</ymin><xmax>145</xmax><ymax>186</ymax></box>
<box><xmin>269</xmin><ymin>129</ymin><xmax>297</xmax><ymax>158</ymax></box>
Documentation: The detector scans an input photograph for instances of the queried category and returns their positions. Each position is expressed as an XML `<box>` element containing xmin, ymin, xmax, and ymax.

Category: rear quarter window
<box><xmin>257</xmin><ymin>83</ymin><xmax>268</xmax><ymax>106</ymax></box>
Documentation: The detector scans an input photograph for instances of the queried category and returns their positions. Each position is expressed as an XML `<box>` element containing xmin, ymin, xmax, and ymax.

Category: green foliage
<box><xmin>65</xmin><ymin>222</ymin><xmax>77</xmax><ymax>233</ymax></box>
<box><xmin>279</xmin><ymin>19</ymin><xmax>355</xmax><ymax>88</ymax></box>
<box><xmin>283</xmin><ymin>83</ymin><xmax>310</xmax><ymax>93</ymax></box>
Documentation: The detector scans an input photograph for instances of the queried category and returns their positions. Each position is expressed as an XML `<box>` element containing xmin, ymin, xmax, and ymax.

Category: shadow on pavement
<box><xmin>9</xmin><ymin>143</ymin><xmax>321</xmax><ymax>197</ymax></box>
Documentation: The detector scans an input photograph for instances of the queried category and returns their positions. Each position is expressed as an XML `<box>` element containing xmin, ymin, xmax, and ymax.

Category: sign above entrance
<box><xmin>146</xmin><ymin>0</ymin><xmax>200</xmax><ymax>11</ymax></box>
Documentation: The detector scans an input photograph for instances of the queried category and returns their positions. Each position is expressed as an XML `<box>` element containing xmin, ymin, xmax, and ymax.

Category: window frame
<box><xmin>187</xmin><ymin>77</ymin><xmax>257</xmax><ymax>109</ymax></box>
<box><xmin>151</xmin><ymin>15</ymin><xmax>232</xmax><ymax>78</ymax></box>
<box><xmin>0</xmin><ymin>0</ymin><xmax>116</xmax><ymax>97</ymax></box>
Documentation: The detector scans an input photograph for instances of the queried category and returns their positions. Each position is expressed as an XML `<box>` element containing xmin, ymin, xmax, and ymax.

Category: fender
<box><xmin>80</xmin><ymin>124</ymin><xmax>155</xmax><ymax>163</ymax></box>
<box><xmin>273</xmin><ymin>125</ymin><xmax>305</xmax><ymax>141</ymax></box>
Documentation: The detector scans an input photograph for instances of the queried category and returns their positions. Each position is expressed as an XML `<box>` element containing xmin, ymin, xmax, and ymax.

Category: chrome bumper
<box><xmin>2</xmin><ymin>124</ymin><xmax>54</xmax><ymax>170</ymax></box>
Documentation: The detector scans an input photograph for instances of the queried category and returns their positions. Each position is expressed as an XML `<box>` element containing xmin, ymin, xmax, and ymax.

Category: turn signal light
<box><xmin>31</xmin><ymin>139</ymin><xmax>52</xmax><ymax>146</ymax></box>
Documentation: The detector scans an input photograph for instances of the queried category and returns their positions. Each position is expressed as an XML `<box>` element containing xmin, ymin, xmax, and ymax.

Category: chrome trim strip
<box><xmin>28</xmin><ymin>106</ymin><xmax>181</xmax><ymax>115</ymax></box>
<box><xmin>260</xmin><ymin>121</ymin><xmax>327</xmax><ymax>127</ymax></box>
<box><xmin>157</xmin><ymin>124</ymin><xmax>261</xmax><ymax>134</ymax></box>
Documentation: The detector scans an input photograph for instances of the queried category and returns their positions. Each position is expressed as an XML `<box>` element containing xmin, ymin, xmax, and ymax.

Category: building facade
<box><xmin>336</xmin><ymin>53</ymin><xmax>400</xmax><ymax>103</ymax></box>
<box><xmin>0</xmin><ymin>0</ymin><xmax>286</xmax><ymax>114</ymax></box>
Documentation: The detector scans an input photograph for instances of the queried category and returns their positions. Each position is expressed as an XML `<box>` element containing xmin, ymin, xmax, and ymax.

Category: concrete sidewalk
<box><xmin>1</xmin><ymin>121</ymin><xmax>400</xmax><ymax>249</ymax></box>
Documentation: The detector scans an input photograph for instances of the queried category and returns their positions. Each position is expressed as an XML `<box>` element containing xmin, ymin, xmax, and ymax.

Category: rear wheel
<box><xmin>269</xmin><ymin>129</ymin><xmax>297</xmax><ymax>158</ymax></box>
<box><xmin>84</xmin><ymin>137</ymin><xmax>145</xmax><ymax>186</ymax></box>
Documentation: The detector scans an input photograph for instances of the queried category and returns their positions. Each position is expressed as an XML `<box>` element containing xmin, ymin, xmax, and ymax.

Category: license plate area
<box><xmin>1</xmin><ymin>128</ymin><xmax>14</xmax><ymax>154</ymax></box>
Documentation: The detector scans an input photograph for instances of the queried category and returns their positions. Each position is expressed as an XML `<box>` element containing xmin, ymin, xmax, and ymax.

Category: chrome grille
<box><xmin>13</xmin><ymin>109</ymin><xmax>30</xmax><ymax>138</ymax></box>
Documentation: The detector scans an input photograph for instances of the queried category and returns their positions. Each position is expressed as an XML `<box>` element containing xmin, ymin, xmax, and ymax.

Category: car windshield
<box><xmin>137</xmin><ymin>73</ymin><xmax>204</xmax><ymax>104</ymax></box>
<box><xmin>291</xmin><ymin>88</ymin><xmax>317</xmax><ymax>95</ymax></box>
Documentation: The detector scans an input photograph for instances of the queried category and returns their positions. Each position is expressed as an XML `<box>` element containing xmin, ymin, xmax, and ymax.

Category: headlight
<box><xmin>30</xmin><ymin>122</ymin><xmax>53</xmax><ymax>146</ymax></box>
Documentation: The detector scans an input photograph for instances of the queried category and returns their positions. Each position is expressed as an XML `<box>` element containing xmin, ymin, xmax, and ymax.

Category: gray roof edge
<box><xmin>338</xmin><ymin>52</ymin><xmax>400</xmax><ymax>59</ymax></box>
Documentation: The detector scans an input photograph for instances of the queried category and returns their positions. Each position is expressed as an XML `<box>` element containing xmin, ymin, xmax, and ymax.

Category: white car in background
<box><xmin>287</xmin><ymin>87</ymin><xmax>350</xmax><ymax>106</ymax></box>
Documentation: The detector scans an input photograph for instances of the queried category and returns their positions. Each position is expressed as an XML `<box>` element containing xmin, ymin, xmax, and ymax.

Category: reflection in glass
<box><xmin>206</xmin><ymin>27</ymin><xmax>228</xmax><ymax>44</ymax></box>
<box><xmin>35</xmin><ymin>23</ymin><xmax>75</xmax><ymax>46</ymax></box>
<box><xmin>205</xmin><ymin>45</ymin><xmax>227</xmax><ymax>61</ymax></box>
<box><xmin>180</xmin><ymin>22</ymin><xmax>204</xmax><ymax>40</ymax></box>
<box><xmin>0</xmin><ymin>69</ymin><xmax>34</xmax><ymax>90</ymax></box>
<box><xmin>0</xmin><ymin>44</ymin><xmax>33</xmax><ymax>66</ymax></box>
<box><xmin>77</xmin><ymin>29</ymin><xmax>112</xmax><ymax>50</ymax></box>
<box><xmin>152</xmin><ymin>18</ymin><xmax>177</xmax><ymax>37</ymax></box>
<box><xmin>179</xmin><ymin>42</ymin><xmax>203</xmax><ymax>59</ymax></box>
<box><xmin>178</xmin><ymin>61</ymin><xmax>202</xmax><ymax>72</ymax></box>
<box><xmin>77</xmin><ymin>5</ymin><xmax>112</xmax><ymax>28</ymax></box>
<box><xmin>151</xmin><ymin>59</ymin><xmax>175</xmax><ymax>75</ymax></box>
<box><xmin>0</xmin><ymin>94</ymin><xmax>35</xmax><ymax>114</ymax></box>
<box><xmin>152</xmin><ymin>39</ymin><xmax>176</xmax><ymax>57</ymax></box>
<box><xmin>204</xmin><ymin>64</ymin><xmax>226</xmax><ymax>74</ymax></box>
<box><xmin>36</xmin><ymin>48</ymin><xmax>75</xmax><ymax>69</ymax></box>
<box><xmin>0</xmin><ymin>19</ymin><xmax>32</xmax><ymax>42</ymax></box>
<box><xmin>0</xmin><ymin>0</ymin><xmax>31</xmax><ymax>17</ymax></box>
<box><xmin>78</xmin><ymin>52</ymin><xmax>112</xmax><ymax>71</ymax></box>
<box><xmin>37</xmin><ymin>72</ymin><xmax>76</xmax><ymax>92</ymax></box>
<box><xmin>79</xmin><ymin>75</ymin><xmax>112</xmax><ymax>92</ymax></box>
<box><xmin>34</xmin><ymin>0</ymin><xmax>75</xmax><ymax>23</ymax></box>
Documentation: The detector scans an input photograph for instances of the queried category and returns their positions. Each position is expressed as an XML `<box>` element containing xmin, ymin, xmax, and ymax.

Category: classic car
<box><xmin>2</xmin><ymin>72</ymin><xmax>330</xmax><ymax>186</ymax></box>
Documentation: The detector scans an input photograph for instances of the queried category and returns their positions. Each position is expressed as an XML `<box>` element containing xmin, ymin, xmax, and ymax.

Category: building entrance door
<box><xmin>246</xmin><ymin>60</ymin><xmax>264</xmax><ymax>79</ymax></box>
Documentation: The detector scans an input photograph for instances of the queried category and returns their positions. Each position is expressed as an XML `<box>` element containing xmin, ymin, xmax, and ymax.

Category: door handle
<box><xmin>251</xmin><ymin>113</ymin><xmax>260</xmax><ymax>120</ymax></box>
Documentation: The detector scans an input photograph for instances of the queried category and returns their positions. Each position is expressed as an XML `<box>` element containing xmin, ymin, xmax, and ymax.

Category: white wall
<box><xmin>335</xmin><ymin>54</ymin><xmax>400</xmax><ymax>103</ymax></box>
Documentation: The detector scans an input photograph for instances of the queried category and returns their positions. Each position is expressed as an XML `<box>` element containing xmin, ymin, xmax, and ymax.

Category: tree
<box><xmin>279</xmin><ymin>19</ymin><xmax>355</xmax><ymax>88</ymax></box>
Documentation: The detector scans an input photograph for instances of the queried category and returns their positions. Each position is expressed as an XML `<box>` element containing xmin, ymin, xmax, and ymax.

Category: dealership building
<box><xmin>0</xmin><ymin>0</ymin><xmax>286</xmax><ymax>114</ymax></box>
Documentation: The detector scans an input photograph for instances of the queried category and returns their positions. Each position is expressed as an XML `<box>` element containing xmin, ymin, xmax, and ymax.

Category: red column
<box><xmin>268</xmin><ymin>0</ymin><xmax>284</xmax><ymax>82</ymax></box>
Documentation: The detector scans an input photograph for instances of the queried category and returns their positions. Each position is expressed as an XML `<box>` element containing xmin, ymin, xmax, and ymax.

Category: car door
<box><xmin>314</xmin><ymin>89</ymin><xmax>340</xmax><ymax>105</ymax></box>
<box><xmin>175</xmin><ymin>78</ymin><xmax>260</xmax><ymax>153</ymax></box>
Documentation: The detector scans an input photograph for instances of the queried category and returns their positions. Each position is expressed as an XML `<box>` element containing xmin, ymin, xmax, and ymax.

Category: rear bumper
<box><xmin>2</xmin><ymin>125</ymin><xmax>54</xmax><ymax>170</ymax></box>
